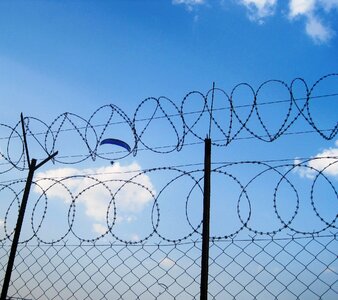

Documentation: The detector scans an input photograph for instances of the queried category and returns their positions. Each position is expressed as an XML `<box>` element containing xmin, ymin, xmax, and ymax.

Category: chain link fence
<box><xmin>0</xmin><ymin>232</ymin><xmax>337</xmax><ymax>299</ymax></box>
<box><xmin>0</xmin><ymin>74</ymin><xmax>337</xmax><ymax>299</ymax></box>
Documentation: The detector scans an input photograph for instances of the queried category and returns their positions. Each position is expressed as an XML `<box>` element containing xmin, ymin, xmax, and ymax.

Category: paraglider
<box><xmin>99</xmin><ymin>138</ymin><xmax>131</xmax><ymax>152</ymax></box>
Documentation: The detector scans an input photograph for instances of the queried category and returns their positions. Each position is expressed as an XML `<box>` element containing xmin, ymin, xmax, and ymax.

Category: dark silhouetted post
<box><xmin>200</xmin><ymin>137</ymin><xmax>211</xmax><ymax>300</ymax></box>
<box><xmin>1</xmin><ymin>159</ymin><xmax>37</xmax><ymax>300</ymax></box>
<box><xmin>0</xmin><ymin>114</ymin><xmax>57</xmax><ymax>300</ymax></box>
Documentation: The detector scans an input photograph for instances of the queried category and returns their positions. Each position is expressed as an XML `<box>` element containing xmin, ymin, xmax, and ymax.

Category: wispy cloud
<box><xmin>288</xmin><ymin>0</ymin><xmax>335</xmax><ymax>44</ymax></box>
<box><xmin>288</xmin><ymin>0</ymin><xmax>316</xmax><ymax>17</ymax></box>
<box><xmin>318</xmin><ymin>0</ymin><xmax>338</xmax><ymax>12</ymax></box>
<box><xmin>294</xmin><ymin>140</ymin><xmax>338</xmax><ymax>179</ymax></box>
<box><xmin>160</xmin><ymin>257</ymin><xmax>175</xmax><ymax>268</ymax></box>
<box><xmin>172</xmin><ymin>0</ymin><xmax>206</xmax><ymax>11</ymax></box>
<box><xmin>305</xmin><ymin>15</ymin><xmax>333</xmax><ymax>44</ymax></box>
<box><xmin>130</xmin><ymin>233</ymin><xmax>141</xmax><ymax>242</ymax></box>
<box><xmin>238</xmin><ymin>0</ymin><xmax>277</xmax><ymax>23</ymax></box>
<box><xmin>92</xmin><ymin>223</ymin><xmax>107</xmax><ymax>235</ymax></box>
<box><xmin>324</xmin><ymin>266</ymin><xmax>336</xmax><ymax>273</ymax></box>
<box><xmin>173</xmin><ymin>0</ymin><xmax>338</xmax><ymax>43</ymax></box>
<box><xmin>35</xmin><ymin>162</ymin><xmax>156</xmax><ymax>234</ymax></box>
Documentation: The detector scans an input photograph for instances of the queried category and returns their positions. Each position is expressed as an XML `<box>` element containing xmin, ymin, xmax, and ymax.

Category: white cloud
<box><xmin>0</xmin><ymin>219</ymin><xmax>4</xmax><ymax>228</ymax></box>
<box><xmin>35</xmin><ymin>162</ymin><xmax>156</xmax><ymax>233</ymax></box>
<box><xmin>305</xmin><ymin>15</ymin><xmax>333</xmax><ymax>43</ymax></box>
<box><xmin>288</xmin><ymin>0</ymin><xmax>335</xmax><ymax>43</ymax></box>
<box><xmin>172</xmin><ymin>0</ymin><xmax>337</xmax><ymax>44</ymax></box>
<box><xmin>116</xmin><ymin>215</ymin><xmax>137</xmax><ymax>224</ymax></box>
<box><xmin>172</xmin><ymin>0</ymin><xmax>205</xmax><ymax>11</ymax></box>
<box><xmin>160</xmin><ymin>257</ymin><xmax>175</xmax><ymax>268</ymax></box>
<box><xmin>294</xmin><ymin>140</ymin><xmax>338</xmax><ymax>179</ymax></box>
<box><xmin>319</xmin><ymin>0</ymin><xmax>338</xmax><ymax>11</ymax></box>
<box><xmin>130</xmin><ymin>233</ymin><xmax>140</xmax><ymax>242</ymax></box>
<box><xmin>173</xmin><ymin>0</ymin><xmax>205</xmax><ymax>4</ymax></box>
<box><xmin>93</xmin><ymin>223</ymin><xmax>107</xmax><ymax>235</ymax></box>
<box><xmin>93</xmin><ymin>218</ymin><xmax>138</xmax><ymax>235</ymax></box>
<box><xmin>289</xmin><ymin>0</ymin><xmax>316</xmax><ymax>17</ymax></box>
<box><xmin>324</xmin><ymin>266</ymin><xmax>336</xmax><ymax>273</ymax></box>
<box><xmin>239</xmin><ymin>0</ymin><xmax>277</xmax><ymax>22</ymax></box>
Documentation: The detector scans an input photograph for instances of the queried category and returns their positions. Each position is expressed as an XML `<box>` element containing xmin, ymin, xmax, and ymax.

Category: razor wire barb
<box><xmin>0</xmin><ymin>73</ymin><xmax>337</xmax><ymax>167</ymax></box>
<box><xmin>0</xmin><ymin>73</ymin><xmax>337</xmax><ymax>299</ymax></box>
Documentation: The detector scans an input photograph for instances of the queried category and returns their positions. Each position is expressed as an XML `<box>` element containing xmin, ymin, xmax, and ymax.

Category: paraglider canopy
<box><xmin>99</xmin><ymin>138</ymin><xmax>131</xmax><ymax>152</ymax></box>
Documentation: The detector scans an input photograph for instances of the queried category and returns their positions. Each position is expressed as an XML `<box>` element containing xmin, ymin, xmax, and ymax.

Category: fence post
<box><xmin>200</xmin><ymin>137</ymin><xmax>211</xmax><ymax>300</ymax></box>
<box><xmin>1</xmin><ymin>159</ymin><xmax>37</xmax><ymax>300</ymax></box>
<box><xmin>0</xmin><ymin>114</ymin><xmax>57</xmax><ymax>300</ymax></box>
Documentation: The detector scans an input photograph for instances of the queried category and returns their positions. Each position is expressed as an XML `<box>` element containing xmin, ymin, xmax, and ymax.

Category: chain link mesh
<box><xmin>0</xmin><ymin>232</ymin><xmax>337</xmax><ymax>299</ymax></box>
<box><xmin>0</xmin><ymin>74</ymin><xmax>337</xmax><ymax>299</ymax></box>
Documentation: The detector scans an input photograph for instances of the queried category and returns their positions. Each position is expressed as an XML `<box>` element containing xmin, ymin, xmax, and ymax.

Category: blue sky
<box><xmin>0</xmin><ymin>0</ymin><xmax>337</xmax><ymax>243</ymax></box>
<box><xmin>0</xmin><ymin>0</ymin><xmax>337</xmax><ymax>119</ymax></box>
<box><xmin>0</xmin><ymin>2</ymin><xmax>337</xmax><ymax>299</ymax></box>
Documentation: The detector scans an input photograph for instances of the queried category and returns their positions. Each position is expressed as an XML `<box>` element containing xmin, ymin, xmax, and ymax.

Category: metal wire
<box><xmin>0</xmin><ymin>74</ymin><xmax>337</xmax><ymax>299</ymax></box>
<box><xmin>0</xmin><ymin>73</ymin><xmax>337</xmax><ymax>167</ymax></box>
<box><xmin>0</xmin><ymin>234</ymin><xmax>337</xmax><ymax>299</ymax></box>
